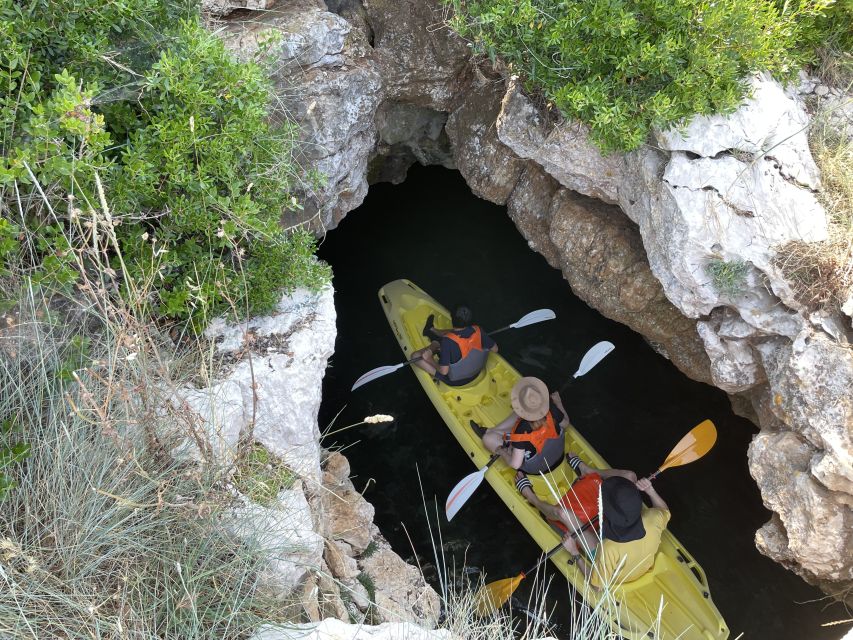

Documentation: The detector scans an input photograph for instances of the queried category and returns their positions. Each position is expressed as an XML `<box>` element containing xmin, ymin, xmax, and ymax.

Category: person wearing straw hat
<box><xmin>477</xmin><ymin>377</ymin><xmax>568</xmax><ymax>474</ymax></box>
<box><xmin>561</xmin><ymin>475</ymin><xmax>670</xmax><ymax>589</ymax></box>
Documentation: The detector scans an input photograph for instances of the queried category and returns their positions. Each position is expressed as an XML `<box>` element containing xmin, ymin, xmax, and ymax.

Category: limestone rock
<box><xmin>225</xmin><ymin>481</ymin><xmax>324</xmax><ymax>592</ymax></box>
<box><xmin>365</xmin><ymin>0</ymin><xmax>471</xmax><ymax>111</ymax></box>
<box><xmin>656</xmin><ymin>74</ymin><xmax>820</xmax><ymax>190</ymax></box>
<box><xmin>220</xmin><ymin>4</ymin><xmax>382</xmax><ymax>230</ymax></box>
<box><xmin>506</xmin><ymin>164</ymin><xmax>562</xmax><ymax>269</ymax></box>
<box><xmin>646</xmin><ymin>150</ymin><xmax>827</xmax><ymax>318</ymax></box>
<box><xmin>509</xmin><ymin>180</ymin><xmax>712</xmax><ymax>383</ymax></box>
<box><xmin>749</xmin><ymin>431</ymin><xmax>853</xmax><ymax>583</ymax></box>
<box><xmin>318</xmin><ymin>563</ymin><xmax>350</xmax><ymax>621</ymax></box>
<box><xmin>321</xmin><ymin>452</ymin><xmax>375</xmax><ymax>553</ymax></box>
<box><xmin>178</xmin><ymin>288</ymin><xmax>336</xmax><ymax>482</ymax></box>
<box><xmin>756</xmin><ymin>329</ymin><xmax>853</xmax><ymax>493</ymax></box>
<box><xmin>496</xmin><ymin>77</ymin><xmax>625</xmax><ymax>204</ymax></box>
<box><xmin>446</xmin><ymin>81</ymin><xmax>524</xmax><ymax>205</ymax></box>
<box><xmin>202</xmin><ymin>0</ymin><xmax>276</xmax><ymax>18</ymax></box>
<box><xmin>325</xmin><ymin>539</ymin><xmax>360</xmax><ymax>580</ymax></box>
<box><xmin>371</xmin><ymin>102</ymin><xmax>454</xmax><ymax>185</ymax></box>
<box><xmin>251</xmin><ymin>618</ymin><xmax>455</xmax><ymax>640</ymax></box>
<box><xmin>696</xmin><ymin>311</ymin><xmax>765</xmax><ymax>393</ymax></box>
<box><xmin>358</xmin><ymin>539</ymin><xmax>441</xmax><ymax>626</ymax></box>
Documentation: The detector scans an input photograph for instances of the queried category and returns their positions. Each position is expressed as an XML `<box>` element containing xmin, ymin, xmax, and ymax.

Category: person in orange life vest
<box><xmin>514</xmin><ymin>454</ymin><xmax>637</xmax><ymax>552</ymax></box>
<box><xmin>411</xmin><ymin>306</ymin><xmax>498</xmax><ymax>386</ymax></box>
<box><xmin>478</xmin><ymin>377</ymin><xmax>567</xmax><ymax>474</ymax></box>
<box><xmin>562</xmin><ymin>475</ymin><xmax>670</xmax><ymax>589</ymax></box>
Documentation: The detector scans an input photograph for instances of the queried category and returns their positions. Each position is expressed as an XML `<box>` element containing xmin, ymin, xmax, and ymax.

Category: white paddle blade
<box><xmin>573</xmin><ymin>341</ymin><xmax>615</xmax><ymax>378</ymax></box>
<box><xmin>509</xmin><ymin>308</ymin><xmax>556</xmax><ymax>330</ymax></box>
<box><xmin>351</xmin><ymin>362</ymin><xmax>407</xmax><ymax>391</ymax></box>
<box><xmin>445</xmin><ymin>467</ymin><xmax>487</xmax><ymax>521</ymax></box>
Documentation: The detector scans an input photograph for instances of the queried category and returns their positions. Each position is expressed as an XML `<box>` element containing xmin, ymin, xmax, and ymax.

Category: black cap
<box><xmin>601</xmin><ymin>476</ymin><xmax>645</xmax><ymax>543</ymax></box>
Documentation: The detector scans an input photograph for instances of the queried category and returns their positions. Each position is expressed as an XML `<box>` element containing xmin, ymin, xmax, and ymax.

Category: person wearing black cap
<box><xmin>561</xmin><ymin>475</ymin><xmax>670</xmax><ymax>589</ymax></box>
<box><xmin>411</xmin><ymin>306</ymin><xmax>498</xmax><ymax>386</ymax></box>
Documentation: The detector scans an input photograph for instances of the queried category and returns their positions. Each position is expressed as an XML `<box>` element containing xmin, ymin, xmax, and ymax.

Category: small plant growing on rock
<box><xmin>707</xmin><ymin>259</ymin><xmax>749</xmax><ymax>297</ymax></box>
<box><xmin>233</xmin><ymin>442</ymin><xmax>296</xmax><ymax>506</ymax></box>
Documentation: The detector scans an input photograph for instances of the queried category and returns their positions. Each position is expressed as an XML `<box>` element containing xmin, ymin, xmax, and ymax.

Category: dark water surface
<box><xmin>317</xmin><ymin>165</ymin><xmax>848</xmax><ymax>639</ymax></box>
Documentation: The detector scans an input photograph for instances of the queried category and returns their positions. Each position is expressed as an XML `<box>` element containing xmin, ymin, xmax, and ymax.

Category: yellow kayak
<box><xmin>378</xmin><ymin>279</ymin><xmax>729</xmax><ymax>640</ymax></box>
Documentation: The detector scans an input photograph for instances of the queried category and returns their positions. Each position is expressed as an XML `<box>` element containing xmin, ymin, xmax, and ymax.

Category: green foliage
<box><xmin>784</xmin><ymin>0</ymin><xmax>853</xmax><ymax>58</ymax></box>
<box><xmin>707</xmin><ymin>259</ymin><xmax>748</xmax><ymax>296</ymax></box>
<box><xmin>1</xmin><ymin>0</ymin><xmax>329</xmax><ymax>329</ymax></box>
<box><xmin>448</xmin><ymin>0</ymin><xmax>831</xmax><ymax>151</ymax></box>
<box><xmin>233</xmin><ymin>443</ymin><xmax>296</xmax><ymax>505</ymax></box>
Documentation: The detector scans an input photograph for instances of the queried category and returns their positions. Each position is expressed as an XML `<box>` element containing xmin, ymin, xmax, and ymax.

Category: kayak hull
<box><xmin>378</xmin><ymin>279</ymin><xmax>729</xmax><ymax>640</ymax></box>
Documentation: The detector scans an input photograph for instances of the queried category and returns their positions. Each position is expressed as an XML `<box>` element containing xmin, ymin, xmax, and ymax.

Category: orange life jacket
<box><xmin>551</xmin><ymin>472</ymin><xmax>603</xmax><ymax>532</ymax></box>
<box><xmin>506</xmin><ymin>411</ymin><xmax>559</xmax><ymax>454</ymax></box>
<box><xmin>442</xmin><ymin>326</ymin><xmax>483</xmax><ymax>359</ymax></box>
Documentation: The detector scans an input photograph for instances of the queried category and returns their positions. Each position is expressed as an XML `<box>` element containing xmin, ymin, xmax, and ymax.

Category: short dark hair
<box><xmin>452</xmin><ymin>305</ymin><xmax>473</xmax><ymax>326</ymax></box>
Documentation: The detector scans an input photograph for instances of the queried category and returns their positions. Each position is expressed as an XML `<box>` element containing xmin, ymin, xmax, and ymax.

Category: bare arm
<box><xmin>550</xmin><ymin>391</ymin><xmax>570</xmax><ymax>428</ymax></box>
<box><xmin>636</xmin><ymin>477</ymin><xmax>668</xmax><ymax>511</ymax></box>
<box><xmin>598</xmin><ymin>467</ymin><xmax>638</xmax><ymax>482</ymax></box>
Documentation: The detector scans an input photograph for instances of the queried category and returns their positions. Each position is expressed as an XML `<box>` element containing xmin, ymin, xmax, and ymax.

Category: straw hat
<box><xmin>601</xmin><ymin>476</ymin><xmax>646</xmax><ymax>543</ymax></box>
<box><xmin>510</xmin><ymin>377</ymin><xmax>550</xmax><ymax>421</ymax></box>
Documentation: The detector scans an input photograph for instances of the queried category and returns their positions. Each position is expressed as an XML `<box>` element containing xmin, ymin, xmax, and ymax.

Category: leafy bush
<box><xmin>0</xmin><ymin>0</ymin><xmax>329</xmax><ymax>329</ymax></box>
<box><xmin>447</xmin><ymin>0</ymin><xmax>829</xmax><ymax>151</ymax></box>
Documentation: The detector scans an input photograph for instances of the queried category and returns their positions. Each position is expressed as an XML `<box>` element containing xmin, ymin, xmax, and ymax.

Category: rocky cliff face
<box><xmin>174</xmin><ymin>288</ymin><xmax>440</xmax><ymax>628</ymax></box>
<box><xmin>207</xmin><ymin>0</ymin><xmax>852</xmax><ymax>603</ymax></box>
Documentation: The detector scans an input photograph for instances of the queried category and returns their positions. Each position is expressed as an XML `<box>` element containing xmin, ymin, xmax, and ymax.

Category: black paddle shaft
<box><xmin>520</xmin><ymin>516</ymin><xmax>599</xmax><ymax>578</ymax></box>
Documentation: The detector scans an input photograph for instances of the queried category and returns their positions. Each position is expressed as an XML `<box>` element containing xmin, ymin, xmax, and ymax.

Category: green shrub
<box><xmin>447</xmin><ymin>0</ymin><xmax>829</xmax><ymax>151</ymax></box>
<box><xmin>0</xmin><ymin>0</ymin><xmax>329</xmax><ymax>330</ymax></box>
<box><xmin>707</xmin><ymin>259</ymin><xmax>749</xmax><ymax>296</ymax></box>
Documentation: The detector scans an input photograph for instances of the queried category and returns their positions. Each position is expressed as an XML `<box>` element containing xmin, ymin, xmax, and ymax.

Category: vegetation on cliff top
<box><xmin>0</xmin><ymin>0</ymin><xmax>329</xmax><ymax>331</ymax></box>
<box><xmin>447</xmin><ymin>0</ymin><xmax>850</xmax><ymax>151</ymax></box>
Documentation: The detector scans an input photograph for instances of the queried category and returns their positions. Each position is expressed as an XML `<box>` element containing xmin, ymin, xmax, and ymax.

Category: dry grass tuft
<box><xmin>776</xmin><ymin>110</ymin><xmax>853</xmax><ymax>311</ymax></box>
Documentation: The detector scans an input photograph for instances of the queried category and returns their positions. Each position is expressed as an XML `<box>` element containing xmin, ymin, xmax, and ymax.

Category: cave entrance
<box><xmin>317</xmin><ymin>164</ymin><xmax>838</xmax><ymax>638</ymax></box>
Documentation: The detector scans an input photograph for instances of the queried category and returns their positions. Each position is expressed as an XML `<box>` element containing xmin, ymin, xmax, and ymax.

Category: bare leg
<box><xmin>482</xmin><ymin>412</ymin><xmax>517</xmax><ymax>453</ymax></box>
<box><xmin>411</xmin><ymin>342</ymin><xmax>440</xmax><ymax>376</ymax></box>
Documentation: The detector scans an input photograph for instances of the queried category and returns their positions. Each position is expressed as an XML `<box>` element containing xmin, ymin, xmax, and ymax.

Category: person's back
<box><xmin>412</xmin><ymin>305</ymin><xmax>497</xmax><ymax>386</ymax></box>
<box><xmin>589</xmin><ymin>506</ymin><xmax>669</xmax><ymax>588</ymax></box>
<box><xmin>560</xmin><ymin>475</ymin><xmax>669</xmax><ymax>589</ymax></box>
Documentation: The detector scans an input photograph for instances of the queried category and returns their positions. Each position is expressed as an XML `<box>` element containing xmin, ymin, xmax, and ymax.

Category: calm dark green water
<box><xmin>317</xmin><ymin>165</ymin><xmax>849</xmax><ymax>639</ymax></box>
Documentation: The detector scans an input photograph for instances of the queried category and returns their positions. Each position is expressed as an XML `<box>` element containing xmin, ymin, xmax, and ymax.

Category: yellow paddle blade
<box><xmin>474</xmin><ymin>574</ymin><xmax>524</xmax><ymax>617</ymax></box>
<box><xmin>658</xmin><ymin>419</ymin><xmax>717</xmax><ymax>473</ymax></box>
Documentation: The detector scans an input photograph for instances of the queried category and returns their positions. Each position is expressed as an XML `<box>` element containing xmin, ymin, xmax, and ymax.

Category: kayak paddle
<box><xmin>350</xmin><ymin>308</ymin><xmax>556</xmax><ymax>391</ymax></box>
<box><xmin>444</xmin><ymin>341</ymin><xmax>615</xmax><ymax>521</ymax></box>
<box><xmin>474</xmin><ymin>516</ymin><xmax>598</xmax><ymax>617</ymax></box>
<box><xmin>648</xmin><ymin>419</ymin><xmax>717</xmax><ymax>479</ymax></box>
<box><xmin>473</xmin><ymin>419</ymin><xmax>718</xmax><ymax>615</ymax></box>
<box><xmin>558</xmin><ymin>340</ymin><xmax>614</xmax><ymax>393</ymax></box>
